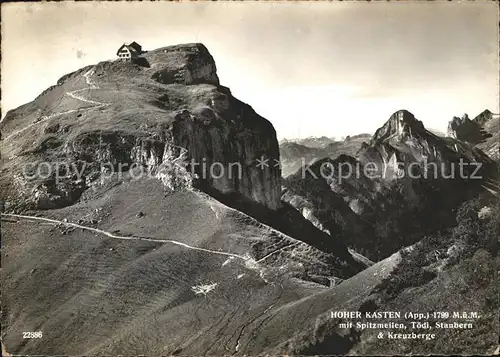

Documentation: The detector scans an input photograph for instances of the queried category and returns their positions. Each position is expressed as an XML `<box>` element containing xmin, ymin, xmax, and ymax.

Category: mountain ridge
<box><xmin>448</xmin><ymin>109</ymin><xmax>499</xmax><ymax>160</ymax></box>
<box><xmin>283</xmin><ymin>109</ymin><xmax>497</xmax><ymax>260</ymax></box>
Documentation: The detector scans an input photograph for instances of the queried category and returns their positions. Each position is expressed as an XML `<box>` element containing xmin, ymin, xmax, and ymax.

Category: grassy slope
<box><xmin>352</xmin><ymin>250</ymin><xmax>499</xmax><ymax>355</ymax></box>
<box><xmin>245</xmin><ymin>251</ymin><xmax>402</xmax><ymax>354</ymax></box>
<box><xmin>3</xmin><ymin>171</ymin><xmax>496</xmax><ymax>356</ymax></box>
<box><xmin>2</xmin><ymin>175</ymin><xmax>357</xmax><ymax>355</ymax></box>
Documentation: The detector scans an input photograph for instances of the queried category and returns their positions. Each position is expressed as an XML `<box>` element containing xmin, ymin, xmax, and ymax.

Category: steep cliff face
<box><xmin>371</xmin><ymin>109</ymin><xmax>425</xmax><ymax>143</ymax></box>
<box><xmin>0</xmin><ymin>43</ymin><xmax>281</xmax><ymax>211</ymax></box>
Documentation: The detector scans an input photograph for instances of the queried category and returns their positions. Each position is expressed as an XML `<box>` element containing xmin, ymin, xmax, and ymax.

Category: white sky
<box><xmin>2</xmin><ymin>1</ymin><xmax>499</xmax><ymax>139</ymax></box>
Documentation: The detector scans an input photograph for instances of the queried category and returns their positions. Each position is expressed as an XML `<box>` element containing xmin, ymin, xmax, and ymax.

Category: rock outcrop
<box><xmin>448</xmin><ymin>113</ymin><xmax>484</xmax><ymax>142</ymax></box>
<box><xmin>1</xmin><ymin>43</ymin><xmax>371</xmax><ymax>356</ymax></box>
<box><xmin>148</xmin><ymin>43</ymin><xmax>220</xmax><ymax>85</ymax></box>
<box><xmin>2</xmin><ymin>44</ymin><xmax>497</xmax><ymax>356</ymax></box>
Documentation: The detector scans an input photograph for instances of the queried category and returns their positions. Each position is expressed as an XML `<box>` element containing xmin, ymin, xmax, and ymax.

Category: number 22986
<box><xmin>22</xmin><ymin>331</ymin><xmax>42</xmax><ymax>339</ymax></box>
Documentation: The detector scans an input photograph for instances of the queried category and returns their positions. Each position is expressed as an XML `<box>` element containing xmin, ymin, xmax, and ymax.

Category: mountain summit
<box><xmin>0</xmin><ymin>43</ymin><xmax>281</xmax><ymax>211</ymax></box>
<box><xmin>371</xmin><ymin>109</ymin><xmax>426</xmax><ymax>143</ymax></box>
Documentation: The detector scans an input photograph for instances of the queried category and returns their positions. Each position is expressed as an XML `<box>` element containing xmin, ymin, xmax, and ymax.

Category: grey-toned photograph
<box><xmin>1</xmin><ymin>1</ymin><xmax>499</xmax><ymax>355</ymax></box>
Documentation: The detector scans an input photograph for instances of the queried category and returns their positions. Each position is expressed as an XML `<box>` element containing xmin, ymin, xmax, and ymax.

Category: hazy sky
<box><xmin>2</xmin><ymin>2</ymin><xmax>499</xmax><ymax>139</ymax></box>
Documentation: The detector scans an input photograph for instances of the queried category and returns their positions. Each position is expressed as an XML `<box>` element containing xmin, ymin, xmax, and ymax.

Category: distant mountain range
<box><xmin>280</xmin><ymin>136</ymin><xmax>338</xmax><ymax>148</ymax></box>
<box><xmin>279</xmin><ymin>134</ymin><xmax>372</xmax><ymax>177</ymax></box>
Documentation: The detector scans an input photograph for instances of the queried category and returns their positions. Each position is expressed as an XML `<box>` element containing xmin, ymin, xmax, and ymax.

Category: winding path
<box><xmin>1</xmin><ymin>68</ymin><xmax>109</xmax><ymax>142</ymax></box>
<box><xmin>0</xmin><ymin>66</ymin><xmax>232</xmax><ymax>261</ymax></box>
<box><xmin>1</xmin><ymin>212</ymin><xmax>250</xmax><ymax>262</ymax></box>
<box><xmin>2</xmin><ymin>66</ymin><xmax>189</xmax><ymax>157</ymax></box>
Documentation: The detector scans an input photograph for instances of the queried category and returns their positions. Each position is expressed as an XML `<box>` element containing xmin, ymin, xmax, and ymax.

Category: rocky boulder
<box><xmin>147</xmin><ymin>43</ymin><xmax>220</xmax><ymax>86</ymax></box>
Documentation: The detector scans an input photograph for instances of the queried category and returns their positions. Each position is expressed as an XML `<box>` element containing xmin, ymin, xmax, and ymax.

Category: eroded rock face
<box><xmin>0</xmin><ymin>43</ymin><xmax>281</xmax><ymax>211</ymax></box>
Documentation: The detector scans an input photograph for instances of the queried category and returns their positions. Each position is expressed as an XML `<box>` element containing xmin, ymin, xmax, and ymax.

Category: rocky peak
<box><xmin>371</xmin><ymin>110</ymin><xmax>426</xmax><ymax>144</ymax></box>
<box><xmin>361</xmin><ymin>110</ymin><xmax>494</xmax><ymax>180</ymax></box>
<box><xmin>473</xmin><ymin>109</ymin><xmax>493</xmax><ymax>125</ymax></box>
